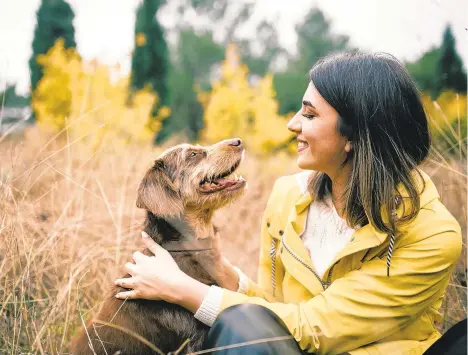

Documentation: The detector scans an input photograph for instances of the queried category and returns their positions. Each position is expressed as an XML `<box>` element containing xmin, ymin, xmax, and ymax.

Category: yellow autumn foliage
<box><xmin>31</xmin><ymin>39</ymin><xmax>170</xmax><ymax>149</ymax></box>
<box><xmin>199</xmin><ymin>44</ymin><xmax>294</xmax><ymax>154</ymax></box>
<box><xmin>31</xmin><ymin>40</ymin><xmax>78</xmax><ymax>132</ymax></box>
<box><xmin>422</xmin><ymin>91</ymin><xmax>467</xmax><ymax>155</ymax></box>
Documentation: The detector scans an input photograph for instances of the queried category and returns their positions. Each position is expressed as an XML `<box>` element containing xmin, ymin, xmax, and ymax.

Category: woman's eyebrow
<box><xmin>302</xmin><ymin>100</ymin><xmax>317</xmax><ymax>109</ymax></box>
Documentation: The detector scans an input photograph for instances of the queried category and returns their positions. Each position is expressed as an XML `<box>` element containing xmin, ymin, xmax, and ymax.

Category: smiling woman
<box><xmin>288</xmin><ymin>85</ymin><xmax>353</xmax><ymax>202</ymax></box>
<box><xmin>114</xmin><ymin>52</ymin><xmax>464</xmax><ymax>355</ymax></box>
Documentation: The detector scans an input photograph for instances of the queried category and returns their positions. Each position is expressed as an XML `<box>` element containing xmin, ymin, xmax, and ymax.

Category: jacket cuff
<box><xmin>233</xmin><ymin>266</ymin><xmax>250</xmax><ymax>294</ymax></box>
<box><xmin>194</xmin><ymin>285</ymin><xmax>224</xmax><ymax>327</ymax></box>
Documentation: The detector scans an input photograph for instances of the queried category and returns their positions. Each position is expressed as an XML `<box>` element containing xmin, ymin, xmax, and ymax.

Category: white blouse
<box><xmin>194</xmin><ymin>172</ymin><xmax>358</xmax><ymax>326</ymax></box>
<box><xmin>303</xmin><ymin>193</ymin><xmax>357</xmax><ymax>278</ymax></box>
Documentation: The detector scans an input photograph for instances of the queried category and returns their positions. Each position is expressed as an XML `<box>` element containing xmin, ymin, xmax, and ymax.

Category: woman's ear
<box><xmin>344</xmin><ymin>141</ymin><xmax>353</xmax><ymax>153</ymax></box>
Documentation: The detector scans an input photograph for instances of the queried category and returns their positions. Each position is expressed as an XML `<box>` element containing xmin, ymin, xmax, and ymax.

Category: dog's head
<box><xmin>136</xmin><ymin>138</ymin><xmax>246</xmax><ymax>218</ymax></box>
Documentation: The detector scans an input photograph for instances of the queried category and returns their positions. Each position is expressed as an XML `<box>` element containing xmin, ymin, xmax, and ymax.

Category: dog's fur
<box><xmin>71</xmin><ymin>139</ymin><xmax>246</xmax><ymax>355</ymax></box>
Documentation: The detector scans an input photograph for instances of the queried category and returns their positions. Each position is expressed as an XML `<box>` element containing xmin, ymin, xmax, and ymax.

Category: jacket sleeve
<box><xmin>220</xmin><ymin>224</ymin><xmax>462</xmax><ymax>354</ymax></box>
<box><xmin>235</xmin><ymin>179</ymin><xmax>285</xmax><ymax>302</ymax></box>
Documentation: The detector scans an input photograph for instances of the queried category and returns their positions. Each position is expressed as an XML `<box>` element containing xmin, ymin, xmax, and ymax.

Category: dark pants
<box><xmin>423</xmin><ymin>318</ymin><xmax>467</xmax><ymax>355</ymax></box>
<box><xmin>203</xmin><ymin>304</ymin><xmax>466</xmax><ymax>355</ymax></box>
<box><xmin>202</xmin><ymin>304</ymin><xmax>305</xmax><ymax>354</ymax></box>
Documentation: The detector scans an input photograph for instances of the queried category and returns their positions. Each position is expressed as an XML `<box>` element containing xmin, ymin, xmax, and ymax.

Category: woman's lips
<box><xmin>298</xmin><ymin>141</ymin><xmax>309</xmax><ymax>152</ymax></box>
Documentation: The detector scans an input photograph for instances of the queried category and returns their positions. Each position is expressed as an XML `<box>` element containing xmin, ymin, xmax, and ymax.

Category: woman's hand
<box><xmin>195</xmin><ymin>232</ymin><xmax>240</xmax><ymax>292</ymax></box>
<box><xmin>114</xmin><ymin>232</ymin><xmax>210</xmax><ymax>312</ymax></box>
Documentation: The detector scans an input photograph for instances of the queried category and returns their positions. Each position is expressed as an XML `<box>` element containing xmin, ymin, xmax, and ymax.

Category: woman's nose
<box><xmin>287</xmin><ymin>113</ymin><xmax>301</xmax><ymax>133</ymax></box>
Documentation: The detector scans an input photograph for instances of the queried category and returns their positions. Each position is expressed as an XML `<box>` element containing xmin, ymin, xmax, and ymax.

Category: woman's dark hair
<box><xmin>308</xmin><ymin>52</ymin><xmax>431</xmax><ymax>235</ymax></box>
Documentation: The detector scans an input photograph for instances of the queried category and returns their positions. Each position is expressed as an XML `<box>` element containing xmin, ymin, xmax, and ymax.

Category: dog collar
<box><xmin>167</xmin><ymin>248</ymin><xmax>212</xmax><ymax>253</ymax></box>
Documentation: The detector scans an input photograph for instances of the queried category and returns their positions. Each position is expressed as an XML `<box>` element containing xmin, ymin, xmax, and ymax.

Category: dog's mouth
<box><xmin>199</xmin><ymin>160</ymin><xmax>246</xmax><ymax>194</ymax></box>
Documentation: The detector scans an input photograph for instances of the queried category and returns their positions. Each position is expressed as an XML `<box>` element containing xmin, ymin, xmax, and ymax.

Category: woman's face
<box><xmin>287</xmin><ymin>82</ymin><xmax>352</xmax><ymax>175</ymax></box>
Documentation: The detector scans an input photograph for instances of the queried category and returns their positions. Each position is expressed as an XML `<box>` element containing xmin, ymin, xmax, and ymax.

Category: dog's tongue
<box><xmin>217</xmin><ymin>177</ymin><xmax>237</xmax><ymax>187</ymax></box>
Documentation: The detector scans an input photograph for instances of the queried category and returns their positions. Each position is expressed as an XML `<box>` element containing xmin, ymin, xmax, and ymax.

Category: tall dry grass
<box><xmin>0</xmin><ymin>124</ymin><xmax>465</xmax><ymax>354</ymax></box>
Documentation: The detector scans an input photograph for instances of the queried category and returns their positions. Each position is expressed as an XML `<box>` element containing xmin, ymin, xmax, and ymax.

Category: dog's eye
<box><xmin>189</xmin><ymin>152</ymin><xmax>197</xmax><ymax>157</ymax></box>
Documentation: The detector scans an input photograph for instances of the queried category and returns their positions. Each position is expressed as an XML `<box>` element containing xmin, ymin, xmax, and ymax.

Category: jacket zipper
<box><xmin>281</xmin><ymin>236</ymin><xmax>335</xmax><ymax>290</ymax></box>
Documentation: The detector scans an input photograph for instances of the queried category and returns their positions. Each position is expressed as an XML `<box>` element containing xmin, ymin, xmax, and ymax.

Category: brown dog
<box><xmin>71</xmin><ymin>138</ymin><xmax>246</xmax><ymax>354</ymax></box>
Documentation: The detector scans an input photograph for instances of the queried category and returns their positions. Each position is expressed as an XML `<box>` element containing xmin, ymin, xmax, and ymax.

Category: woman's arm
<box><xmin>117</xmin><ymin>224</ymin><xmax>461</xmax><ymax>354</ymax></box>
<box><xmin>216</xmin><ymin>226</ymin><xmax>462</xmax><ymax>354</ymax></box>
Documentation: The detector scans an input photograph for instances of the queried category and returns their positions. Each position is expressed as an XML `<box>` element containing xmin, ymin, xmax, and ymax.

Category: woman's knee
<box><xmin>214</xmin><ymin>304</ymin><xmax>283</xmax><ymax>331</ymax></box>
<box><xmin>204</xmin><ymin>304</ymin><xmax>303</xmax><ymax>354</ymax></box>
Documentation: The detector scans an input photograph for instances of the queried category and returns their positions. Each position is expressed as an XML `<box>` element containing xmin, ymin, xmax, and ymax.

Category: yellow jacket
<box><xmin>220</xmin><ymin>170</ymin><xmax>462</xmax><ymax>354</ymax></box>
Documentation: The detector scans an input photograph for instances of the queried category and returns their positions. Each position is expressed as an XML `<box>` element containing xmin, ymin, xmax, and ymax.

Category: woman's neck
<box><xmin>328</xmin><ymin>162</ymin><xmax>353</xmax><ymax>219</ymax></box>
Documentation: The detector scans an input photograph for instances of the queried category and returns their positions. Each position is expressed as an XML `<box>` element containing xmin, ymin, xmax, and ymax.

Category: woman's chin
<box><xmin>297</xmin><ymin>155</ymin><xmax>315</xmax><ymax>170</ymax></box>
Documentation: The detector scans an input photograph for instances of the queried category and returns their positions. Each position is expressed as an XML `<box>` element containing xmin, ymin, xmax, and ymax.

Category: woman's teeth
<box><xmin>298</xmin><ymin>141</ymin><xmax>308</xmax><ymax>150</ymax></box>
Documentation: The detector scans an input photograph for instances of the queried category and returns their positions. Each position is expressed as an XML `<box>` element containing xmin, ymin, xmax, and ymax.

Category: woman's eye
<box><xmin>302</xmin><ymin>113</ymin><xmax>315</xmax><ymax>119</ymax></box>
<box><xmin>189</xmin><ymin>152</ymin><xmax>197</xmax><ymax>157</ymax></box>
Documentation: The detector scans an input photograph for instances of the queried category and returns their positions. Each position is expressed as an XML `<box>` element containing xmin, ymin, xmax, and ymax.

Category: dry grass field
<box><xmin>0</xmin><ymin>127</ymin><xmax>466</xmax><ymax>354</ymax></box>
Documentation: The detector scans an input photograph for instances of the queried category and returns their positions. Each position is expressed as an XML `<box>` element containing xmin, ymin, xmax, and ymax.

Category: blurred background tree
<box><xmin>31</xmin><ymin>39</ymin><xmax>80</xmax><ymax>132</ymax></box>
<box><xmin>406</xmin><ymin>25</ymin><xmax>467</xmax><ymax>99</ymax></box>
<box><xmin>406</xmin><ymin>47</ymin><xmax>441</xmax><ymax>98</ymax></box>
<box><xmin>273</xmin><ymin>8</ymin><xmax>353</xmax><ymax>115</ymax></box>
<box><xmin>0</xmin><ymin>0</ymin><xmax>464</xmax><ymax>158</ymax></box>
<box><xmin>436</xmin><ymin>25</ymin><xmax>467</xmax><ymax>96</ymax></box>
<box><xmin>154</xmin><ymin>0</ymin><xmax>254</xmax><ymax>143</ymax></box>
<box><xmin>28</xmin><ymin>0</ymin><xmax>76</xmax><ymax>121</ymax></box>
<box><xmin>236</xmin><ymin>20</ymin><xmax>286</xmax><ymax>77</ymax></box>
<box><xmin>200</xmin><ymin>44</ymin><xmax>294</xmax><ymax>154</ymax></box>
<box><xmin>0</xmin><ymin>84</ymin><xmax>29</xmax><ymax>108</ymax></box>
<box><xmin>163</xmin><ymin>29</ymin><xmax>224</xmax><ymax>142</ymax></box>
<box><xmin>31</xmin><ymin>39</ymin><xmax>168</xmax><ymax>148</ymax></box>
<box><xmin>129</xmin><ymin>0</ymin><xmax>170</xmax><ymax>144</ymax></box>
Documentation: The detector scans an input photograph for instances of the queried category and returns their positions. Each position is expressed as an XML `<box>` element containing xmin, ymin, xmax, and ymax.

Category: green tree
<box><xmin>436</xmin><ymin>25</ymin><xmax>467</xmax><ymax>95</ymax></box>
<box><xmin>274</xmin><ymin>8</ymin><xmax>351</xmax><ymax>115</ymax></box>
<box><xmin>273</xmin><ymin>72</ymin><xmax>309</xmax><ymax>115</ymax></box>
<box><xmin>159</xmin><ymin>29</ymin><xmax>224</xmax><ymax>142</ymax></box>
<box><xmin>292</xmin><ymin>8</ymin><xmax>350</xmax><ymax>74</ymax></box>
<box><xmin>29</xmin><ymin>0</ymin><xmax>76</xmax><ymax>93</ymax></box>
<box><xmin>129</xmin><ymin>0</ymin><xmax>170</xmax><ymax>143</ymax></box>
<box><xmin>28</xmin><ymin>0</ymin><xmax>76</xmax><ymax>122</ymax></box>
<box><xmin>406</xmin><ymin>47</ymin><xmax>441</xmax><ymax>98</ymax></box>
<box><xmin>0</xmin><ymin>84</ymin><xmax>29</xmax><ymax>108</ymax></box>
<box><xmin>237</xmin><ymin>20</ymin><xmax>286</xmax><ymax>77</ymax></box>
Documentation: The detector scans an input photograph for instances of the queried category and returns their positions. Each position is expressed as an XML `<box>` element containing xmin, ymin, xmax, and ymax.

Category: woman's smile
<box><xmin>297</xmin><ymin>139</ymin><xmax>309</xmax><ymax>153</ymax></box>
<box><xmin>287</xmin><ymin>82</ymin><xmax>350</xmax><ymax>173</ymax></box>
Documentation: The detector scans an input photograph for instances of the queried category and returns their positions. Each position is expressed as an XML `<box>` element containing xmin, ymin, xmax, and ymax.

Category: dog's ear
<box><xmin>136</xmin><ymin>160</ymin><xmax>183</xmax><ymax>217</ymax></box>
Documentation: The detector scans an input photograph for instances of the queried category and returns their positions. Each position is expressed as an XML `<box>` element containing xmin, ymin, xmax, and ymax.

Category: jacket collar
<box><xmin>366</xmin><ymin>169</ymin><xmax>440</xmax><ymax>243</ymax></box>
<box><xmin>292</xmin><ymin>169</ymin><xmax>440</xmax><ymax>245</ymax></box>
<box><xmin>283</xmin><ymin>169</ymin><xmax>441</xmax><ymax>290</ymax></box>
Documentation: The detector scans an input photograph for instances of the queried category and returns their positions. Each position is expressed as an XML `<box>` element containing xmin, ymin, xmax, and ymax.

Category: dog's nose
<box><xmin>227</xmin><ymin>138</ymin><xmax>242</xmax><ymax>147</ymax></box>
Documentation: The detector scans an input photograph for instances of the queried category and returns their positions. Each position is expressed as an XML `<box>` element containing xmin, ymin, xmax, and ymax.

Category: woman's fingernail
<box><xmin>115</xmin><ymin>294</ymin><xmax>120</xmax><ymax>298</ymax></box>
<box><xmin>141</xmin><ymin>231</ymin><xmax>148</xmax><ymax>239</ymax></box>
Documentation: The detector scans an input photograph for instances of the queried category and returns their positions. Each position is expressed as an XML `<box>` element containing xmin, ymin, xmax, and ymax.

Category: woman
<box><xmin>114</xmin><ymin>52</ymin><xmax>463</xmax><ymax>354</ymax></box>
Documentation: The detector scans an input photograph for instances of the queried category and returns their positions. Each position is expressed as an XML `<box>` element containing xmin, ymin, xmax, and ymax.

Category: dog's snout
<box><xmin>227</xmin><ymin>138</ymin><xmax>242</xmax><ymax>147</ymax></box>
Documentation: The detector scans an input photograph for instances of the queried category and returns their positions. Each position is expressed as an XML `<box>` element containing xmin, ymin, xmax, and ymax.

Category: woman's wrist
<box><xmin>175</xmin><ymin>273</ymin><xmax>211</xmax><ymax>313</ymax></box>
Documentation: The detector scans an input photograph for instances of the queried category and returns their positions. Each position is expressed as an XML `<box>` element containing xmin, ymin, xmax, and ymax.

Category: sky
<box><xmin>0</xmin><ymin>0</ymin><xmax>467</xmax><ymax>95</ymax></box>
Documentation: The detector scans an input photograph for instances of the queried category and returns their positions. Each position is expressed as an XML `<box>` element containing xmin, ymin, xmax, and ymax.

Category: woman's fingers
<box><xmin>132</xmin><ymin>251</ymin><xmax>145</xmax><ymax>262</ymax></box>
<box><xmin>115</xmin><ymin>290</ymin><xmax>138</xmax><ymax>299</ymax></box>
<box><xmin>141</xmin><ymin>231</ymin><xmax>165</xmax><ymax>255</ymax></box>
<box><xmin>124</xmin><ymin>262</ymin><xmax>136</xmax><ymax>275</ymax></box>
<box><xmin>115</xmin><ymin>277</ymin><xmax>135</xmax><ymax>289</ymax></box>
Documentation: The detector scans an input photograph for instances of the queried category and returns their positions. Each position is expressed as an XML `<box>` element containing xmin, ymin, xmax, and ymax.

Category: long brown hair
<box><xmin>308</xmin><ymin>52</ymin><xmax>431</xmax><ymax>235</ymax></box>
